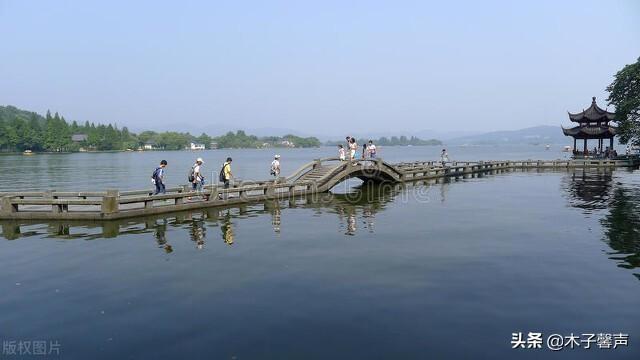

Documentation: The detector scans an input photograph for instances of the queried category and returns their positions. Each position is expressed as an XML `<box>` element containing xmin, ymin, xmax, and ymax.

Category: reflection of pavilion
<box><xmin>562</xmin><ymin>169</ymin><xmax>613</xmax><ymax>212</ymax></box>
<box><xmin>563</xmin><ymin>169</ymin><xmax>640</xmax><ymax>279</ymax></box>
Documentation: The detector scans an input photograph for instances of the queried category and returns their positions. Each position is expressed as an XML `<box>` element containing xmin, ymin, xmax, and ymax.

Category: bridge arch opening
<box><xmin>321</xmin><ymin>166</ymin><xmax>400</xmax><ymax>192</ymax></box>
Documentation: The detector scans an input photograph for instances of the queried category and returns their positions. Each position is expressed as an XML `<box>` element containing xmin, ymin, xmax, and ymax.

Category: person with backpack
<box><xmin>219</xmin><ymin>157</ymin><xmax>233</xmax><ymax>187</ymax></box>
<box><xmin>189</xmin><ymin>157</ymin><xmax>205</xmax><ymax>192</ymax></box>
<box><xmin>151</xmin><ymin>160</ymin><xmax>168</xmax><ymax>195</ymax></box>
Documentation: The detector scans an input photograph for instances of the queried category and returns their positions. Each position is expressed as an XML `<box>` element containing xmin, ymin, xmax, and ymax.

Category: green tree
<box><xmin>196</xmin><ymin>133</ymin><xmax>212</xmax><ymax>148</ymax></box>
<box><xmin>101</xmin><ymin>124</ymin><xmax>120</xmax><ymax>150</ymax></box>
<box><xmin>607</xmin><ymin>57</ymin><xmax>640</xmax><ymax>146</ymax></box>
<box><xmin>0</xmin><ymin>118</ymin><xmax>7</xmax><ymax>151</ymax></box>
<box><xmin>23</xmin><ymin>114</ymin><xmax>42</xmax><ymax>150</ymax></box>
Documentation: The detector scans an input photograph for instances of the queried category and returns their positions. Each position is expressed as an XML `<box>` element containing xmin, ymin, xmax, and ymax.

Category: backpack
<box><xmin>187</xmin><ymin>164</ymin><xmax>196</xmax><ymax>182</ymax></box>
<box><xmin>219</xmin><ymin>163</ymin><xmax>228</xmax><ymax>182</ymax></box>
<box><xmin>152</xmin><ymin>167</ymin><xmax>162</xmax><ymax>180</ymax></box>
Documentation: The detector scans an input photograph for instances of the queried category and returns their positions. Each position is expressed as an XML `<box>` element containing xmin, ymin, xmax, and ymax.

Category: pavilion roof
<box><xmin>561</xmin><ymin>125</ymin><xmax>617</xmax><ymax>139</ymax></box>
<box><xmin>568</xmin><ymin>97</ymin><xmax>616</xmax><ymax>122</ymax></box>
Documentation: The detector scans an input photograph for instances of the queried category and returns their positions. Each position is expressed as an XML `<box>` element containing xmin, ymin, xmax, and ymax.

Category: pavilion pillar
<box><xmin>583</xmin><ymin>139</ymin><xmax>587</xmax><ymax>154</ymax></box>
<box><xmin>573</xmin><ymin>138</ymin><xmax>576</xmax><ymax>151</ymax></box>
<box><xmin>610</xmin><ymin>138</ymin><xmax>614</xmax><ymax>150</ymax></box>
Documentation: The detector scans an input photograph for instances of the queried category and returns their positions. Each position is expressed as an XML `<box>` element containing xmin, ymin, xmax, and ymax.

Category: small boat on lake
<box><xmin>23</xmin><ymin>150</ymin><xmax>34</xmax><ymax>155</ymax></box>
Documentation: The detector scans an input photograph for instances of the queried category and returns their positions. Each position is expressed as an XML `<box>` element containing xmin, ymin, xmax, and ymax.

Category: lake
<box><xmin>1</xmin><ymin>145</ymin><xmax>638</xmax><ymax>359</ymax></box>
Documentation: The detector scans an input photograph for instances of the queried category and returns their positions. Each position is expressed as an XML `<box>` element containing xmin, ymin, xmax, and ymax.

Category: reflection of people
<box><xmin>189</xmin><ymin>219</ymin><xmax>206</xmax><ymax>250</ymax></box>
<box><xmin>221</xmin><ymin>211</ymin><xmax>234</xmax><ymax>245</ymax></box>
<box><xmin>440</xmin><ymin>180</ymin><xmax>449</xmax><ymax>204</ymax></box>
<box><xmin>153</xmin><ymin>220</ymin><xmax>172</xmax><ymax>253</ymax></box>
<box><xmin>346</xmin><ymin>213</ymin><xmax>357</xmax><ymax>235</ymax></box>
<box><xmin>272</xmin><ymin>206</ymin><xmax>281</xmax><ymax>234</ymax></box>
<box><xmin>363</xmin><ymin>207</ymin><xmax>375</xmax><ymax>232</ymax></box>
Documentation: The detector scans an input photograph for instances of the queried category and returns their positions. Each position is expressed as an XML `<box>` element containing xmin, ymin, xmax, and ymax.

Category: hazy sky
<box><xmin>1</xmin><ymin>0</ymin><xmax>639</xmax><ymax>135</ymax></box>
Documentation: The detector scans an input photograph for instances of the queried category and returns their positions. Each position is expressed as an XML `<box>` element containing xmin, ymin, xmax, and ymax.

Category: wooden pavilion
<box><xmin>562</xmin><ymin>97</ymin><xmax>617</xmax><ymax>156</ymax></box>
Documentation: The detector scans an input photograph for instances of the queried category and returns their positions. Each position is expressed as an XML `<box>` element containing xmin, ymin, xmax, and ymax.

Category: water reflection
<box><xmin>1</xmin><ymin>183</ymin><xmax>398</xmax><ymax>245</ymax></box>
<box><xmin>5</xmin><ymin>172</ymin><xmax>639</xmax><ymax>281</ymax></box>
<box><xmin>562</xmin><ymin>169</ymin><xmax>613</xmax><ymax>213</ymax></box>
<box><xmin>152</xmin><ymin>220</ymin><xmax>173</xmax><ymax>253</ymax></box>
<box><xmin>221</xmin><ymin>210</ymin><xmax>234</xmax><ymax>246</ymax></box>
<box><xmin>563</xmin><ymin>169</ymin><xmax>640</xmax><ymax>279</ymax></box>
<box><xmin>601</xmin><ymin>186</ymin><xmax>640</xmax><ymax>280</ymax></box>
<box><xmin>189</xmin><ymin>218</ymin><xmax>206</xmax><ymax>250</ymax></box>
<box><xmin>269</xmin><ymin>202</ymin><xmax>282</xmax><ymax>235</ymax></box>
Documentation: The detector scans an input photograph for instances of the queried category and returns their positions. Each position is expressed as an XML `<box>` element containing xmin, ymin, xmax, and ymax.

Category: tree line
<box><xmin>325</xmin><ymin>135</ymin><xmax>442</xmax><ymax>147</ymax></box>
<box><xmin>0</xmin><ymin>105</ymin><xmax>321</xmax><ymax>152</ymax></box>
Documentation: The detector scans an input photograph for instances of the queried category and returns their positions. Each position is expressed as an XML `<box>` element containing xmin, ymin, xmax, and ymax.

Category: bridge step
<box><xmin>298</xmin><ymin>165</ymin><xmax>339</xmax><ymax>182</ymax></box>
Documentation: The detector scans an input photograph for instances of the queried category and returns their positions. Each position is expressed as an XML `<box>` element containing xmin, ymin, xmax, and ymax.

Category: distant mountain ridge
<box><xmin>446</xmin><ymin>125</ymin><xmax>567</xmax><ymax>145</ymax></box>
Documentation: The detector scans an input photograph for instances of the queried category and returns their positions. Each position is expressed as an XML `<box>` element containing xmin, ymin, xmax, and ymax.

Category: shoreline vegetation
<box><xmin>0</xmin><ymin>105</ymin><xmax>443</xmax><ymax>153</ymax></box>
<box><xmin>325</xmin><ymin>137</ymin><xmax>442</xmax><ymax>147</ymax></box>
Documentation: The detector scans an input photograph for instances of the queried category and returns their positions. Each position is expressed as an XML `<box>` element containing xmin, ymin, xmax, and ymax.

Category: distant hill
<box><xmin>446</xmin><ymin>125</ymin><xmax>568</xmax><ymax>145</ymax></box>
<box><xmin>0</xmin><ymin>105</ymin><xmax>45</xmax><ymax>123</ymax></box>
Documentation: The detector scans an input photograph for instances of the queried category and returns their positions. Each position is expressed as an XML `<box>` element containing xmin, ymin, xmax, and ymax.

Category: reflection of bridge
<box><xmin>0</xmin><ymin>188</ymin><xmax>396</xmax><ymax>241</ymax></box>
<box><xmin>1</xmin><ymin>157</ymin><xmax>638</xmax><ymax>221</ymax></box>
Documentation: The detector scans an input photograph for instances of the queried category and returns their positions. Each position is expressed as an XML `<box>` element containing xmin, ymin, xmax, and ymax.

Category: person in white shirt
<box><xmin>338</xmin><ymin>145</ymin><xmax>346</xmax><ymax>161</ymax></box>
<box><xmin>367</xmin><ymin>140</ymin><xmax>377</xmax><ymax>158</ymax></box>
<box><xmin>191</xmin><ymin>157</ymin><xmax>204</xmax><ymax>191</ymax></box>
<box><xmin>349</xmin><ymin>137</ymin><xmax>358</xmax><ymax>162</ymax></box>
<box><xmin>440</xmin><ymin>149</ymin><xmax>449</xmax><ymax>166</ymax></box>
<box><xmin>270</xmin><ymin>155</ymin><xmax>281</xmax><ymax>177</ymax></box>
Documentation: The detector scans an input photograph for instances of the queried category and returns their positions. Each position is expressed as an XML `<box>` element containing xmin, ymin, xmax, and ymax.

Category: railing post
<box><xmin>265</xmin><ymin>185</ymin><xmax>275</xmax><ymax>197</ymax></box>
<box><xmin>176</xmin><ymin>185</ymin><xmax>189</xmax><ymax>205</ymax></box>
<box><xmin>101</xmin><ymin>190</ymin><xmax>119</xmax><ymax>215</ymax></box>
<box><xmin>0</xmin><ymin>196</ymin><xmax>18</xmax><ymax>215</ymax></box>
<box><xmin>46</xmin><ymin>190</ymin><xmax>63</xmax><ymax>214</ymax></box>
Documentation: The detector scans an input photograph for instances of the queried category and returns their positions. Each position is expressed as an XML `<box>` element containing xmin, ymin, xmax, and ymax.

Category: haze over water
<box><xmin>1</xmin><ymin>146</ymin><xmax>639</xmax><ymax>359</ymax></box>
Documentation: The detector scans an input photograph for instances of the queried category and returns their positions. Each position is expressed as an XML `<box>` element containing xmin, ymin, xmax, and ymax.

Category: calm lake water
<box><xmin>0</xmin><ymin>144</ymin><xmax>580</xmax><ymax>192</ymax></box>
<box><xmin>1</xmin><ymin>145</ymin><xmax>639</xmax><ymax>359</ymax></box>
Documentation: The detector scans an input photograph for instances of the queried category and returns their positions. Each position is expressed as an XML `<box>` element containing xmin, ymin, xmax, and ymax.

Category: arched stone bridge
<box><xmin>285</xmin><ymin>158</ymin><xmax>404</xmax><ymax>191</ymax></box>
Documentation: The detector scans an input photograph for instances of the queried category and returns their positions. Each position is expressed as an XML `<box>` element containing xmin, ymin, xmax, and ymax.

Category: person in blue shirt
<box><xmin>152</xmin><ymin>160</ymin><xmax>168</xmax><ymax>195</ymax></box>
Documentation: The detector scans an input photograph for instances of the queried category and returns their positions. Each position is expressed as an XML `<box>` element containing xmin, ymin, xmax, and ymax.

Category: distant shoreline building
<box><xmin>562</xmin><ymin>97</ymin><xmax>617</xmax><ymax>156</ymax></box>
<box><xmin>71</xmin><ymin>134</ymin><xmax>88</xmax><ymax>142</ymax></box>
<box><xmin>189</xmin><ymin>142</ymin><xmax>205</xmax><ymax>150</ymax></box>
<box><xmin>143</xmin><ymin>141</ymin><xmax>157</xmax><ymax>150</ymax></box>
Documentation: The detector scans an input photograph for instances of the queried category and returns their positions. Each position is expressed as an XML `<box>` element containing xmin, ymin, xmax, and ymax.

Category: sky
<box><xmin>0</xmin><ymin>0</ymin><xmax>639</xmax><ymax>137</ymax></box>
